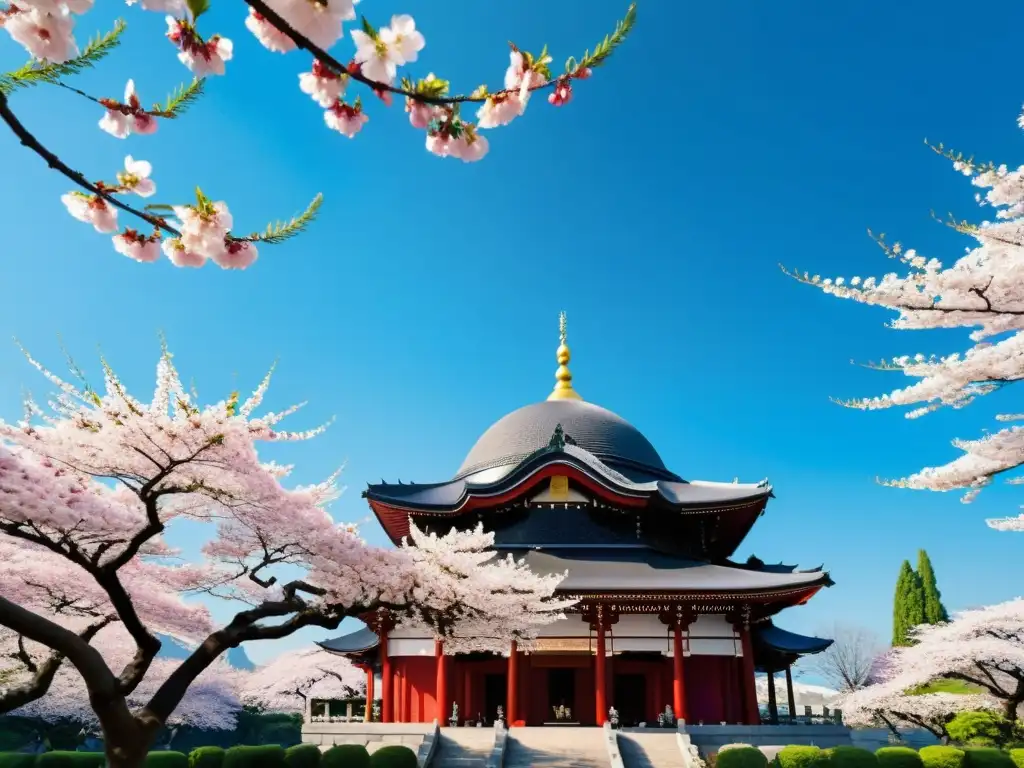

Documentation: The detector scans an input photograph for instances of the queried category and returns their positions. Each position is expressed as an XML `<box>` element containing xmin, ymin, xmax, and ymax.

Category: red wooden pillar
<box><xmin>739</xmin><ymin>616</ymin><xmax>759</xmax><ymax>725</ymax></box>
<box><xmin>672</xmin><ymin>624</ymin><xmax>688</xmax><ymax>722</ymax></box>
<box><xmin>380</xmin><ymin>631</ymin><xmax>393</xmax><ymax>723</ymax></box>
<box><xmin>398</xmin><ymin>668</ymin><xmax>408</xmax><ymax>723</ymax></box>
<box><xmin>595</xmin><ymin>617</ymin><xmax>607</xmax><ymax>725</ymax></box>
<box><xmin>364</xmin><ymin>666</ymin><xmax>375</xmax><ymax>722</ymax></box>
<box><xmin>436</xmin><ymin>639</ymin><xmax>448</xmax><ymax>725</ymax></box>
<box><xmin>507</xmin><ymin>640</ymin><xmax>519</xmax><ymax>725</ymax></box>
<box><xmin>464</xmin><ymin>663</ymin><xmax>473</xmax><ymax>719</ymax></box>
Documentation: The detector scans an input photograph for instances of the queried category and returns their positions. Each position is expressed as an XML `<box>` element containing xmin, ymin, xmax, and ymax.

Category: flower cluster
<box><xmin>1</xmin><ymin>0</ymin><xmax>92</xmax><ymax>63</ymax></box>
<box><xmin>165</xmin><ymin>16</ymin><xmax>233</xmax><ymax>76</ymax></box>
<box><xmin>163</xmin><ymin>192</ymin><xmax>258</xmax><ymax>269</ymax></box>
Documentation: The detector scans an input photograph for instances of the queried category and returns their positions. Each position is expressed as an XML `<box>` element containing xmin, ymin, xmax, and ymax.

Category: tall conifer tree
<box><xmin>893</xmin><ymin>560</ymin><xmax>926</xmax><ymax>646</ymax></box>
<box><xmin>917</xmin><ymin>550</ymin><xmax>949</xmax><ymax>625</ymax></box>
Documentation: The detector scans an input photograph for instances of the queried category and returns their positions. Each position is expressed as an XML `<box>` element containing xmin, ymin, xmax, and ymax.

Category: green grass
<box><xmin>909</xmin><ymin>679</ymin><xmax>985</xmax><ymax>695</ymax></box>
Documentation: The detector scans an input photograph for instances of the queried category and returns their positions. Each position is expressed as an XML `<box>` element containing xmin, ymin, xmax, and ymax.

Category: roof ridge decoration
<box><xmin>548</xmin><ymin>311</ymin><xmax>583</xmax><ymax>401</ymax></box>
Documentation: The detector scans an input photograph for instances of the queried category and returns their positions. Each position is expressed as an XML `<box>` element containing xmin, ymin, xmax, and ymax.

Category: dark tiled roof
<box><xmin>755</xmin><ymin>623</ymin><xmax>833</xmax><ymax>655</ymax></box>
<box><xmin>502</xmin><ymin>548</ymin><xmax>830</xmax><ymax>593</ymax></box>
<box><xmin>318</xmin><ymin>626</ymin><xmax>379</xmax><ymax>655</ymax></box>
<box><xmin>456</xmin><ymin>400</ymin><xmax>674</xmax><ymax>479</ymax></box>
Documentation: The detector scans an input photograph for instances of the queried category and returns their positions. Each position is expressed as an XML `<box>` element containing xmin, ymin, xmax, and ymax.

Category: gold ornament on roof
<box><xmin>548</xmin><ymin>311</ymin><xmax>582</xmax><ymax>401</ymax></box>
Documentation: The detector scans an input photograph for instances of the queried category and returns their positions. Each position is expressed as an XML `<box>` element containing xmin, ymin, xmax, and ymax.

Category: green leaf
<box><xmin>0</xmin><ymin>19</ymin><xmax>126</xmax><ymax>95</ymax></box>
<box><xmin>152</xmin><ymin>78</ymin><xmax>205</xmax><ymax>118</ymax></box>
<box><xmin>243</xmin><ymin>193</ymin><xmax>324</xmax><ymax>245</ymax></box>
<box><xmin>575</xmin><ymin>2</ymin><xmax>637</xmax><ymax>70</ymax></box>
<box><xmin>144</xmin><ymin>203</ymin><xmax>177</xmax><ymax>212</ymax></box>
<box><xmin>361</xmin><ymin>16</ymin><xmax>379</xmax><ymax>40</ymax></box>
<box><xmin>187</xmin><ymin>0</ymin><xmax>210</xmax><ymax>20</ymax></box>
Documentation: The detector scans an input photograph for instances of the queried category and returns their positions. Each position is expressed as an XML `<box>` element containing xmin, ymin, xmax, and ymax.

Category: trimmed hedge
<box><xmin>320</xmin><ymin>746</ymin><xmax>369</xmax><ymax>768</ymax></box>
<box><xmin>36</xmin><ymin>753</ymin><xmax>104</xmax><ymax>768</ymax></box>
<box><xmin>778</xmin><ymin>746</ymin><xmax>827</xmax><ymax>768</ymax></box>
<box><xmin>222</xmin><ymin>746</ymin><xmax>286</xmax><ymax>768</ymax></box>
<box><xmin>367</xmin><ymin>747</ymin><xmax>416</xmax><ymax>768</ymax></box>
<box><xmin>0</xmin><ymin>755</ymin><xmax>38</xmax><ymax>768</ymax></box>
<box><xmin>189</xmin><ymin>747</ymin><xmax>226</xmax><ymax>768</ymax></box>
<box><xmin>146</xmin><ymin>753</ymin><xmax>188</xmax><ymax>768</ymax></box>
<box><xmin>716</xmin><ymin>746</ymin><xmax>767</xmax><ymax>768</ymax></box>
<box><xmin>963</xmin><ymin>749</ymin><xmax>1014</xmax><ymax>768</ymax></box>
<box><xmin>876</xmin><ymin>747</ymin><xmax>925</xmax><ymax>768</ymax></box>
<box><xmin>920</xmin><ymin>747</ymin><xmax>968</xmax><ymax>768</ymax></box>
<box><xmin>1009</xmin><ymin>750</ymin><xmax>1024</xmax><ymax>768</ymax></box>
<box><xmin>828</xmin><ymin>747</ymin><xmax>878</xmax><ymax>768</ymax></box>
<box><xmin>283</xmin><ymin>745</ymin><xmax>319</xmax><ymax>768</ymax></box>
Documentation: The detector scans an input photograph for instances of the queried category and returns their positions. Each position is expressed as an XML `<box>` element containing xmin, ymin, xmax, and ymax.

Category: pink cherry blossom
<box><xmin>300</xmin><ymin>61</ymin><xmax>348</xmax><ymax>108</ymax></box>
<box><xmin>161</xmin><ymin>237</ymin><xmax>206</xmax><ymax>268</ymax></box>
<box><xmin>249</xmin><ymin>0</ymin><xmax>355</xmax><ymax>51</ymax></box>
<box><xmin>477</xmin><ymin>93</ymin><xmax>526</xmax><ymax>129</ymax></box>
<box><xmin>116</xmin><ymin>156</ymin><xmax>156</xmax><ymax>198</ymax></box>
<box><xmin>61</xmin><ymin>192</ymin><xmax>117</xmax><ymax>233</ymax></box>
<box><xmin>112</xmin><ymin>229</ymin><xmax>161</xmax><ymax>263</ymax></box>
<box><xmin>99</xmin><ymin>80</ymin><xmax>158</xmax><ymax>139</ymax></box>
<box><xmin>244</xmin><ymin>8</ymin><xmax>295</xmax><ymax>53</ymax></box>
<box><xmin>548</xmin><ymin>79</ymin><xmax>572</xmax><ymax>107</ymax></box>
<box><xmin>351</xmin><ymin>14</ymin><xmax>424</xmax><ymax>86</ymax></box>
<box><xmin>243</xmin><ymin>647</ymin><xmax>364</xmax><ymax>713</ymax></box>
<box><xmin>211</xmin><ymin>239</ymin><xmax>258</xmax><ymax>270</ymax></box>
<box><xmin>406</xmin><ymin>99</ymin><xmax>438</xmax><ymax>130</ymax></box>
<box><xmin>426</xmin><ymin>121</ymin><xmax>489</xmax><ymax>163</ymax></box>
<box><xmin>171</xmin><ymin>199</ymin><xmax>233</xmax><ymax>257</ymax></box>
<box><xmin>3</xmin><ymin>4</ymin><xmax>77</xmax><ymax>63</ymax></box>
<box><xmin>324</xmin><ymin>100</ymin><xmax>368</xmax><ymax>138</ymax></box>
<box><xmin>504</xmin><ymin>49</ymin><xmax>548</xmax><ymax>92</ymax></box>
<box><xmin>166</xmin><ymin>17</ymin><xmax>232</xmax><ymax>76</ymax></box>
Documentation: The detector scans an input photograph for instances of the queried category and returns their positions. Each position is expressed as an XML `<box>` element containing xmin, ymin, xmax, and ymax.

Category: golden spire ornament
<box><xmin>548</xmin><ymin>311</ymin><xmax>582</xmax><ymax>401</ymax></box>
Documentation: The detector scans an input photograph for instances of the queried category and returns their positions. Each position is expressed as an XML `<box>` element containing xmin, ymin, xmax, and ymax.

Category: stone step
<box><xmin>617</xmin><ymin>733</ymin><xmax>684</xmax><ymax>768</ymax></box>
<box><xmin>505</xmin><ymin>727</ymin><xmax>609</xmax><ymax>768</ymax></box>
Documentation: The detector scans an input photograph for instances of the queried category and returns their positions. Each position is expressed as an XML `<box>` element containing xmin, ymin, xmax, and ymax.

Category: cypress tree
<box><xmin>893</xmin><ymin>560</ymin><xmax>927</xmax><ymax>646</ymax></box>
<box><xmin>917</xmin><ymin>549</ymin><xmax>949</xmax><ymax>624</ymax></box>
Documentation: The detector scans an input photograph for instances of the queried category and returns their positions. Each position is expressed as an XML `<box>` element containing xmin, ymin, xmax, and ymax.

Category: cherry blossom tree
<box><xmin>785</xmin><ymin>105</ymin><xmax>1024</xmax><ymax>530</ymax></box>
<box><xmin>0</xmin><ymin>344</ymin><xmax>570</xmax><ymax>768</ymax></box>
<box><xmin>835</xmin><ymin>599</ymin><xmax>1024</xmax><ymax>738</ymax></box>
<box><xmin>240</xmin><ymin>646</ymin><xmax>364</xmax><ymax>714</ymax></box>
<box><xmin>1</xmin><ymin>0</ymin><xmax>636</xmax><ymax>269</ymax></box>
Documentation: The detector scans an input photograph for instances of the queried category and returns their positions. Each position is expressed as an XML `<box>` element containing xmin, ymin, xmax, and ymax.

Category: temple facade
<box><xmin>322</xmin><ymin>314</ymin><xmax>833</xmax><ymax>728</ymax></box>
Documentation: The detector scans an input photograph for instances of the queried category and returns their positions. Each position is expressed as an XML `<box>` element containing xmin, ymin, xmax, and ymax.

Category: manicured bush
<box><xmin>920</xmin><ymin>746</ymin><xmax>967</xmax><ymax>768</ymax></box>
<box><xmin>146</xmin><ymin>752</ymin><xmax>188</xmax><ymax>768</ymax></box>
<box><xmin>320</xmin><ymin>745</ymin><xmax>369</xmax><ymax>768</ymax></box>
<box><xmin>948</xmin><ymin>712</ymin><xmax>1023</xmax><ymax>748</ymax></box>
<box><xmin>1009</xmin><ymin>750</ymin><xmax>1024</xmax><ymax>768</ymax></box>
<box><xmin>36</xmin><ymin>752</ymin><xmax>104</xmax><ymax>768</ymax></box>
<box><xmin>189</xmin><ymin>747</ymin><xmax>226</xmax><ymax>768</ymax></box>
<box><xmin>716</xmin><ymin>746</ymin><xmax>767</xmax><ymax>768</ymax></box>
<box><xmin>876</xmin><ymin>747</ymin><xmax>924</xmax><ymax>768</ymax></box>
<box><xmin>777</xmin><ymin>746</ymin><xmax>827</xmax><ymax>768</ymax></box>
<box><xmin>223</xmin><ymin>746</ymin><xmax>286</xmax><ymax>768</ymax></box>
<box><xmin>0</xmin><ymin>753</ymin><xmax>38</xmax><ymax>768</ymax></box>
<box><xmin>367</xmin><ymin>746</ymin><xmax>416</xmax><ymax>768</ymax></box>
<box><xmin>827</xmin><ymin>746</ymin><xmax>878</xmax><ymax>768</ymax></box>
<box><xmin>284</xmin><ymin>744</ymin><xmax>320</xmax><ymax>768</ymax></box>
<box><xmin>963</xmin><ymin>749</ymin><xmax>1014</xmax><ymax>768</ymax></box>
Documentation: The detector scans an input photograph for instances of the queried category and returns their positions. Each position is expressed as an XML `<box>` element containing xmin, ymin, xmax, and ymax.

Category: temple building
<box><xmin>321</xmin><ymin>314</ymin><xmax>833</xmax><ymax>728</ymax></box>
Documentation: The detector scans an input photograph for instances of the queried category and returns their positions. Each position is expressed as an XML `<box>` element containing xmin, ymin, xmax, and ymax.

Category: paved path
<box><xmin>616</xmin><ymin>732</ymin><xmax>684</xmax><ymax>768</ymax></box>
<box><xmin>430</xmin><ymin>728</ymin><xmax>495</xmax><ymax>768</ymax></box>
<box><xmin>504</xmin><ymin>727</ymin><xmax>609</xmax><ymax>768</ymax></box>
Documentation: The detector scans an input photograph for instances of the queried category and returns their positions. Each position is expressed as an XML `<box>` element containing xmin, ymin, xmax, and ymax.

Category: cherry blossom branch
<box><xmin>0</xmin><ymin>91</ymin><xmax>182</xmax><ymax>237</ymax></box>
<box><xmin>244</xmin><ymin>0</ymin><xmax>635</xmax><ymax>106</ymax></box>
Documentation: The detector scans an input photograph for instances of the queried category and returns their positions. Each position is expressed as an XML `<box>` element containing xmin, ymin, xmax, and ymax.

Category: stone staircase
<box><xmin>616</xmin><ymin>732</ymin><xmax>684</xmax><ymax>768</ymax></box>
<box><xmin>505</xmin><ymin>727</ymin><xmax>609</xmax><ymax>768</ymax></box>
<box><xmin>430</xmin><ymin>728</ymin><xmax>495</xmax><ymax>768</ymax></box>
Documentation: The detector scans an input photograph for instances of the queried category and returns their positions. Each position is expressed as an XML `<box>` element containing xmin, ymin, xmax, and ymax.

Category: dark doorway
<box><xmin>547</xmin><ymin>668</ymin><xmax>577</xmax><ymax>722</ymax></box>
<box><xmin>482</xmin><ymin>673</ymin><xmax>506</xmax><ymax>725</ymax></box>
<box><xmin>613</xmin><ymin>673</ymin><xmax>647</xmax><ymax>726</ymax></box>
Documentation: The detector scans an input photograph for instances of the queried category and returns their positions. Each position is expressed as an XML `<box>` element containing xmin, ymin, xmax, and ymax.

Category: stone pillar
<box><xmin>672</xmin><ymin>624</ymin><xmax>687</xmax><ymax>722</ymax></box>
<box><xmin>364</xmin><ymin>666</ymin><xmax>374</xmax><ymax>722</ymax></box>
<box><xmin>507</xmin><ymin>639</ymin><xmax>519</xmax><ymax>726</ymax></box>
<box><xmin>380</xmin><ymin>632</ymin><xmax>393</xmax><ymax>723</ymax></box>
<box><xmin>436</xmin><ymin>639</ymin><xmax>448</xmax><ymax>726</ymax></box>
<box><xmin>767</xmin><ymin>670</ymin><xmax>778</xmax><ymax>724</ymax></box>
<box><xmin>595</xmin><ymin>616</ymin><xmax>607</xmax><ymax>725</ymax></box>
<box><xmin>785</xmin><ymin>665</ymin><xmax>797</xmax><ymax>722</ymax></box>
<box><xmin>738</xmin><ymin>618</ymin><xmax>759</xmax><ymax>725</ymax></box>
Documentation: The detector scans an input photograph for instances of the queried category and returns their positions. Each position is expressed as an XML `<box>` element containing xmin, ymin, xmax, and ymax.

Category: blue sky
<box><xmin>2</xmin><ymin>0</ymin><xmax>1023</xmax><ymax>670</ymax></box>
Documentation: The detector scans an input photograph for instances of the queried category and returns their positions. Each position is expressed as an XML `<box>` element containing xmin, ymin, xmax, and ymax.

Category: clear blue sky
<box><xmin>2</xmin><ymin>0</ymin><xmax>1023</xmax><ymax>668</ymax></box>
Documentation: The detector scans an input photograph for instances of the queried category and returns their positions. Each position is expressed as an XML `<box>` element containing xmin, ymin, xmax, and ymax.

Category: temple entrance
<box><xmin>546</xmin><ymin>668</ymin><xmax>577</xmax><ymax>723</ymax></box>
<box><xmin>613</xmin><ymin>673</ymin><xmax>647</xmax><ymax>727</ymax></box>
<box><xmin>482</xmin><ymin>673</ymin><xmax>506</xmax><ymax>725</ymax></box>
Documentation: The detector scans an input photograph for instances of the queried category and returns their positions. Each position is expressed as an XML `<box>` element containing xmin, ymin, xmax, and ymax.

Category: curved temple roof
<box><xmin>318</xmin><ymin>625</ymin><xmax>380</xmax><ymax>655</ymax></box>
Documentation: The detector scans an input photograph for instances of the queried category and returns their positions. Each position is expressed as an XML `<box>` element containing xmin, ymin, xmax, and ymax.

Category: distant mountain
<box><xmin>156</xmin><ymin>634</ymin><xmax>255</xmax><ymax>670</ymax></box>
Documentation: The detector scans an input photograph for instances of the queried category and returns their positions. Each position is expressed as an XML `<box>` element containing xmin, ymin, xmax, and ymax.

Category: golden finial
<box><xmin>548</xmin><ymin>311</ymin><xmax>582</xmax><ymax>401</ymax></box>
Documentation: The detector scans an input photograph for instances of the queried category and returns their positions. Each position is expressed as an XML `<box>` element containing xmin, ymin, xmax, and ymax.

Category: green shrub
<box><xmin>284</xmin><ymin>745</ymin><xmax>320</xmax><ymax>768</ymax></box>
<box><xmin>1009</xmin><ymin>750</ymin><xmax>1024</xmax><ymax>768</ymax></box>
<box><xmin>145</xmin><ymin>752</ymin><xmax>188</xmax><ymax>768</ymax></box>
<box><xmin>320</xmin><ymin>745</ymin><xmax>369</xmax><ymax>768</ymax></box>
<box><xmin>962</xmin><ymin>749</ymin><xmax>1014</xmax><ymax>768</ymax></box>
<box><xmin>0</xmin><ymin>754</ymin><xmax>38</xmax><ymax>768</ymax></box>
<box><xmin>876</xmin><ymin>747</ymin><xmax>924</xmax><ymax>768</ymax></box>
<box><xmin>223</xmin><ymin>746</ymin><xmax>286</xmax><ymax>768</ymax></box>
<box><xmin>948</xmin><ymin>712</ymin><xmax>1024</xmax><ymax>748</ymax></box>
<box><xmin>717</xmin><ymin>747</ymin><xmax>767</xmax><ymax>768</ymax></box>
<box><xmin>189</xmin><ymin>747</ymin><xmax>226</xmax><ymax>768</ymax></box>
<box><xmin>919</xmin><ymin>746</ymin><xmax>967</xmax><ymax>768</ymax></box>
<box><xmin>367</xmin><ymin>746</ymin><xmax>416</xmax><ymax>768</ymax></box>
<box><xmin>827</xmin><ymin>746</ymin><xmax>877</xmax><ymax>768</ymax></box>
<box><xmin>36</xmin><ymin>753</ymin><xmax>104</xmax><ymax>768</ymax></box>
<box><xmin>777</xmin><ymin>747</ymin><xmax>827</xmax><ymax>768</ymax></box>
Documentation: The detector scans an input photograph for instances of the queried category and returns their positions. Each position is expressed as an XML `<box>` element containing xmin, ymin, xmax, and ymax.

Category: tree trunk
<box><xmin>1004</xmin><ymin>696</ymin><xmax>1021</xmax><ymax>722</ymax></box>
